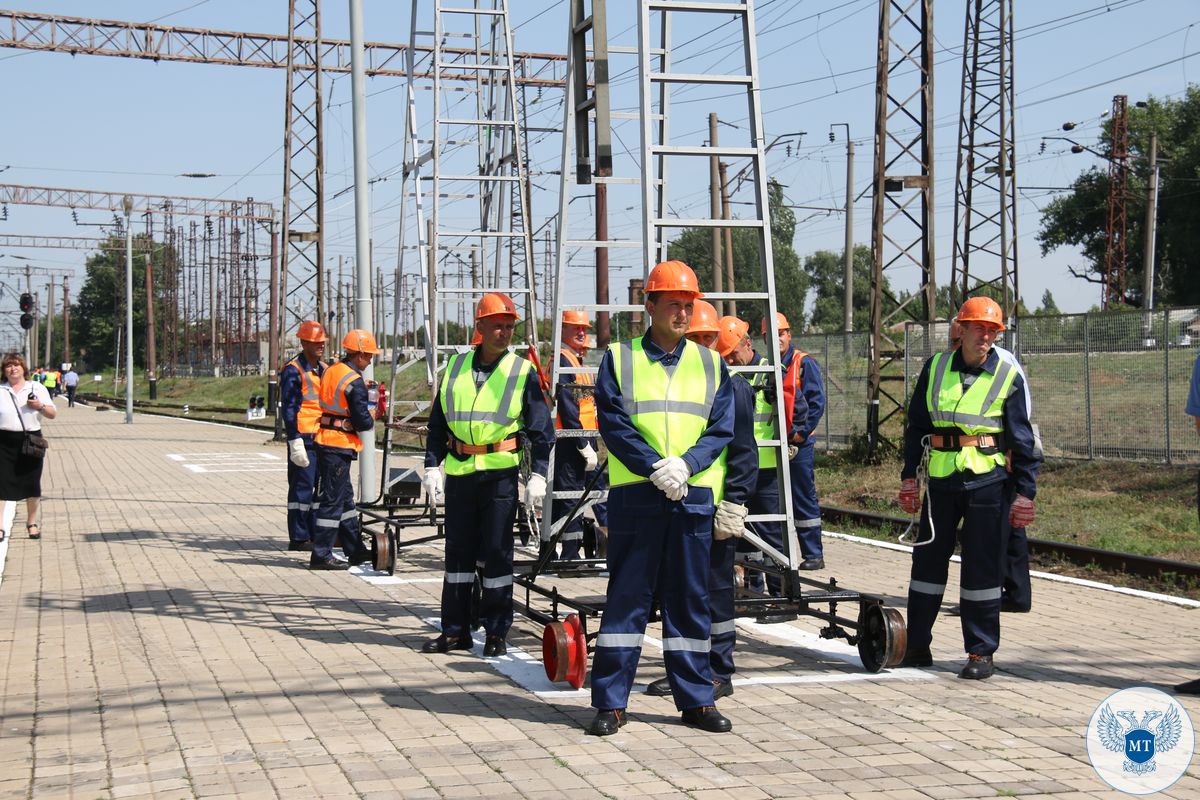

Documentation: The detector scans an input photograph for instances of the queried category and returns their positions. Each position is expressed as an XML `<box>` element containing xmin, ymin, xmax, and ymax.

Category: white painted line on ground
<box><xmin>824</xmin><ymin>529</ymin><xmax>1200</xmax><ymax>608</ymax></box>
<box><xmin>349</xmin><ymin>565</ymin><xmax>440</xmax><ymax>585</ymax></box>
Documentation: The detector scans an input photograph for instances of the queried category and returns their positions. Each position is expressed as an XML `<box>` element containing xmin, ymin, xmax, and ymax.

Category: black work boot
<box><xmin>421</xmin><ymin>634</ymin><xmax>473</xmax><ymax>654</ymax></box>
<box><xmin>587</xmin><ymin>709</ymin><xmax>626</xmax><ymax>736</ymax></box>
<box><xmin>901</xmin><ymin>647</ymin><xmax>933</xmax><ymax>667</ymax></box>
<box><xmin>681</xmin><ymin>706</ymin><xmax>732</xmax><ymax>733</ymax></box>
<box><xmin>645</xmin><ymin>677</ymin><xmax>672</xmax><ymax>696</ymax></box>
<box><xmin>959</xmin><ymin>653</ymin><xmax>994</xmax><ymax>680</ymax></box>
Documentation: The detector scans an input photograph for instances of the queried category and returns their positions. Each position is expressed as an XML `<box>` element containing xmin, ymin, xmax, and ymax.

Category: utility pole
<box><xmin>209</xmin><ymin>254</ymin><xmax>217</xmax><ymax>374</ymax></box>
<box><xmin>1142</xmin><ymin>129</ymin><xmax>1159</xmax><ymax>309</ymax></box>
<box><xmin>349</xmin><ymin>0</ymin><xmax>375</xmax><ymax>498</ymax></box>
<box><xmin>828</xmin><ymin>126</ymin><xmax>855</xmax><ymax>332</ymax></box>
<box><xmin>43</xmin><ymin>276</ymin><xmax>54</xmax><ymax>369</ymax></box>
<box><xmin>144</xmin><ymin>254</ymin><xmax>158</xmax><ymax>400</ymax></box>
<box><xmin>123</xmin><ymin>195</ymin><xmax>134</xmax><ymax>424</ymax></box>
<box><xmin>62</xmin><ymin>278</ymin><xmax>70</xmax><ymax>367</ymax></box>
<box><xmin>709</xmin><ymin>112</ymin><xmax>724</xmax><ymax>313</ymax></box>
<box><xmin>24</xmin><ymin>264</ymin><xmax>31</xmax><ymax>365</ymax></box>
<box><xmin>268</xmin><ymin>220</ymin><xmax>282</xmax><ymax>438</ymax></box>
<box><xmin>1104</xmin><ymin>94</ymin><xmax>1130</xmax><ymax>309</ymax></box>
<box><xmin>718</xmin><ymin>160</ymin><xmax>736</xmax><ymax>316</ymax></box>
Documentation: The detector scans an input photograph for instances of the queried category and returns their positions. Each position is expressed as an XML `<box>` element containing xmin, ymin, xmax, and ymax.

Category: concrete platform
<box><xmin>0</xmin><ymin>404</ymin><xmax>1197</xmax><ymax>799</ymax></box>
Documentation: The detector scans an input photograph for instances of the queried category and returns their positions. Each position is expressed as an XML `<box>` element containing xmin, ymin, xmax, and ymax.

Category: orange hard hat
<box><xmin>470</xmin><ymin>331</ymin><xmax>483</xmax><ymax>346</ymax></box>
<box><xmin>760</xmin><ymin>311</ymin><xmax>790</xmax><ymax>335</ymax></box>
<box><xmin>297</xmin><ymin>320</ymin><xmax>327</xmax><ymax>343</ymax></box>
<box><xmin>957</xmin><ymin>296</ymin><xmax>1006</xmax><ymax>331</ymax></box>
<box><xmin>562</xmin><ymin>310</ymin><xmax>592</xmax><ymax>328</ymax></box>
<box><xmin>687</xmin><ymin>300</ymin><xmax>720</xmax><ymax>335</ymax></box>
<box><xmin>644</xmin><ymin>260</ymin><xmax>702</xmax><ymax>297</ymax></box>
<box><xmin>475</xmin><ymin>292</ymin><xmax>520</xmax><ymax>320</ymax></box>
<box><xmin>716</xmin><ymin>316</ymin><xmax>750</xmax><ymax>357</ymax></box>
<box><xmin>342</xmin><ymin>329</ymin><xmax>381</xmax><ymax>355</ymax></box>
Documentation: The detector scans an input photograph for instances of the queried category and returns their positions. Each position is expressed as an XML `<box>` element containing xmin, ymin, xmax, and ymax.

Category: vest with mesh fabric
<box><xmin>751</xmin><ymin>356</ymin><xmax>779</xmax><ymax>469</ymax></box>
<box><xmin>285</xmin><ymin>355</ymin><xmax>324</xmax><ymax>435</ymax></box>
<box><xmin>556</xmin><ymin>347</ymin><xmax>597</xmax><ymax>431</ymax></box>
<box><xmin>606</xmin><ymin>337</ymin><xmax>727</xmax><ymax>505</ymax></box>
<box><xmin>316</xmin><ymin>360</ymin><xmax>364</xmax><ymax>452</ymax></box>
<box><xmin>440</xmin><ymin>350</ymin><xmax>532</xmax><ymax>476</ymax></box>
<box><xmin>925</xmin><ymin>350</ymin><xmax>1018</xmax><ymax>478</ymax></box>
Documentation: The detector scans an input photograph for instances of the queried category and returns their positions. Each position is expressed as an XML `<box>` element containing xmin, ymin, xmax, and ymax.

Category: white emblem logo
<box><xmin>1087</xmin><ymin>687</ymin><xmax>1195</xmax><ymax>794</ymax></box>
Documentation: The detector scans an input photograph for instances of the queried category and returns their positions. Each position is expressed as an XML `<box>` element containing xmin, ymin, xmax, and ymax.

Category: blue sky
<box><xmin>1</xmin><ymin>0</ymin><xmax>1197</xmax><ymax>349</ymax></box>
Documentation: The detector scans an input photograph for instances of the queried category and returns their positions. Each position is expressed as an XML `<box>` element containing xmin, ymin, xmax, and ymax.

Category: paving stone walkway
<box><xmin>0</xmin><ymin>404</ymin><xmax>1196</xmax><ymax>799</ymax></box>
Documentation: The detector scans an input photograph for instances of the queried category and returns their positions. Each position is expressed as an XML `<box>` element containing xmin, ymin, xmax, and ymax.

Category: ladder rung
<box><xmin>702</xmin><ymin>291</ymin><xmax>770</xmax><ymax>300</ymax></box>
<box><xmin>609</xmin><ymin>45</ymin><xmax>667</xmax><ymax>56</ymax></box>
<box><xmin>551</xmin><ymin>490</ymin><xmax>609</xmax><ymax>499</ymax></box>
<box><xmin>553</xmin><ymin>431</ymin><xmax>599</xmax><ymax>440</ymax></box>
<box><xmin>563</xmin><ymin>239</ymin><xmax>642</xmax><ymax>248</ymax></box>
<box><xmin>746</xmin><ymin>514</ymin><xmax>787</xmax><ymax>524</ymax></box>
<box><xmin>436</xmin><ymin>286</ymin><xmax>532</xmax><ymax>294</ymax></box>
<box><xmin>651</xmin><ymin>145</ymin><xmax>759</xmax><ymax>158</ymax></box>
<box><xmin>557</xmin><ymin>367</ymin><xmax>597</xmax><ymax>374</ymax></box>
<box><xmin>648</xmin><ymin>1</ymin><xmax>749</xmax><ymax>12</ymax></box>
<box><xmin>556</xmin><ymin>303</ymin><xmax>643</xmax><ymax>313</ymax></box>
<box><xmin>611</xmin><ymin>111</ymin><xmax>664</xmax><ymax>121</ymax></box>
<box><xmin>651</xmin><ymin>72</ymin><xmax>753</xmax><ymax>86</ymax></box>
<box><xmin>591</xmin><ymin>176</ymin><xmax>642</xmax><ymax>185</ymax></box>
<box><xmin>439</xmin><ymin>7</ymin><xmax>504</xmax><ymax>15</ymax></box>
<box><xmin>426</xmin><ymin>175</ymin><xmax>522</xmax><ymax>182</ymax></box>
<box><xmin>652</xmin><ymin>218</ymin><xmax>764</xmax><ymax>229</ymax></box>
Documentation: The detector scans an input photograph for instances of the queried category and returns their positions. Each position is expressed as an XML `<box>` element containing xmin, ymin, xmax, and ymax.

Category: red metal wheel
<box><xmin>542</xmin><ymin>621</ymin><xmax>570</xmax><ymax>683</ymax></box>
<box><xmin>564</xmin><ymin>614</ymin><xmax>587</xmax><ymax>690</ymax></box>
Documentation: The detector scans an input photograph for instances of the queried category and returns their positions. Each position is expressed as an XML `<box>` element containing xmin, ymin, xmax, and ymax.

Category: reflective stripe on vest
<box><xmin>751</xmin><ymin>356</ymin><xmax>778</xmax><ymax>469</ymax></box>
<box><xmin>440</xmin><ymin>351</ymin><xmax>531</xmax><ymax>476</ymax></box>
<box><xmin>556</xmin><ymin>347</ymin><xmax>598</xmax><ymax>431</ymax></box>
<box><xmin>315</xmin><ymin>360</ymin><xmax>363</xmax><ymax>452</ymax></box>
<box><xmin>606</xmin><ymin>338</ymin><xmax>727</xmax><ymax>504</ymax></box>
<box><xmin>925</xmin><ymin>351</ymin><xmax>1017</xmax><ymax>478</ymax></box>
<box><xmin>286</xmin><ymin>356</ymin><xmax>324</xmax><ymax>435</ymax></box>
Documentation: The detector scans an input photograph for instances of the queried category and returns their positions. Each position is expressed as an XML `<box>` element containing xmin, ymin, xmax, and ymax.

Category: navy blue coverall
<box><xmin>591</xmin><ymin>334</ymin><xmax>734</xmax><ymax>712</ymax></box>
<box><xmin>709</xmin><ymin>372</ymin><xmax>759</xmax><ymax>684</ymax></box>
<box><xmin>552</xmin><ymin>348</ymin><xmax>596</xmax><ymax>559</ymax></box>
<box><xmin>902</xmin><ymin>348</ymin><xmax>1040</xmax><ymax>657</ymax></box>
<box><xmin>782</xmin><ymin>346</ymin><xmax>826</xmax><ymax>560</ymax></box>
<box><xmin>425</xmin><ymin>349</ymin><xmax>554</xmax><ymax>642</ymax></box>
<box><xmin>313</xmin><ymin>360</ymin><xmax>374</xmax><ymax>563</ymax></box>
<box><xmin>281</xmin><ymin>353</ymin><xmax>325</xmax><ymax>545</ymax></box>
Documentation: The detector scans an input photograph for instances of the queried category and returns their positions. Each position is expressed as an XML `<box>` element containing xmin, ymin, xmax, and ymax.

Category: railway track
<box><xmin>821</xmin><ymin>504</ymin><xmax>1200</xmax><ymax>584</ymax></box>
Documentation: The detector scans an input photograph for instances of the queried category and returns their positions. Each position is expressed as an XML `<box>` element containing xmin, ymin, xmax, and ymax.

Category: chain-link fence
<box><xmin>902</xmin><ymin>307</ymin><xmax>1200</xmax><ymax>465</ymax></box>
<box><xmin>790</xmin><ymin>331</ymin><xmax>871</xmax><ymax>453</ymax></box>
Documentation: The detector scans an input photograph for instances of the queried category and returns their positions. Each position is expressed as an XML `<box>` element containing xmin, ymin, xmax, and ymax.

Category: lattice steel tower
<box><xmin>951</xmin><ymin>0</ymin><xmax>1018</xmax><ymax>320</ymax></box>
<box><xmin>868</xmin><ymin>0</ymin><xmax>936</xmax><ymax>455</ymax></box>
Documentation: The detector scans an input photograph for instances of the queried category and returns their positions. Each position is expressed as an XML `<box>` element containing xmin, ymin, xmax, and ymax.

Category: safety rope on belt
<box><xmin>899</xmin><ymin>434</ymin><xmax>937</xmax><ymax>548</ymax></box>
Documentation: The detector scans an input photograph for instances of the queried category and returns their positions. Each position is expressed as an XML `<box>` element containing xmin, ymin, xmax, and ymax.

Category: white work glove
<box><xmin>713</xmin><ymin>501</ymin><xmax>748</xmax><ymax>541</ymax></box>
<box><xmin>650</xmin><ymin>456</ymin><xmax>691</xmax><ymax>502</ymax></box>
<box><xmin>525</xmin><ymin>474</ymin><xmax>547</xmax><ymax>508</ymax></box>
<box><xmin>287</xmin><ymin>439</ymin><xmax>309</xmax><ymax>468</ymax></box>
<box><xmin>422</xmin><ymin>466</ymin><xmax>445</xmax><ymax>505</ymax></box>
<box><xmin>580</xmin><ymin>443</ymin><xmax>599</xmax><ymax>472</ymax></box>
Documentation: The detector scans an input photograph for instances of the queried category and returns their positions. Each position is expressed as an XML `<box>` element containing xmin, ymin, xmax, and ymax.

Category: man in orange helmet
<box><xmin>281</xmin><ymin>320</ymin><xmax>328</xmax><ymax>552</ymax></box>
<box><xmin>897</xmin><ymin>296</ymin><xmax>1040</xmax><ymax>680</ymax></box>
<box><xmin>421</xmin><ymin>292</ymin><xmax>554</xmax><ymax>657</ymax></box>
<box><xmin>762</xmin><ymin>311</ymin><xmax>826</xmax><ymax>570</ymax></box>
<box><xmin>685</xmin><ymin>299</ymin><xmax>721</xmax><ymax>350</ymax></box>
<box><xmin>549</xmin><ymin>309</ymin><xmax>599</xmax><ymax>561</ymax></box>
<box><xmin>310</xmin><ymin>329</ymin><xmax>380</xmax><ymax>570</ymax></box>
<box><xmin>588</xmin><ymin>260</ymin><xmax>735</xmax><ymax>737</ymax></box>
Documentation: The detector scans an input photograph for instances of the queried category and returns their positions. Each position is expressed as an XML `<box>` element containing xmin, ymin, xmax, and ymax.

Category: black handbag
<box><xmin>8</xmin><ymin>390</ymin><xmax>48</xmax><ymax>459</ymax></box>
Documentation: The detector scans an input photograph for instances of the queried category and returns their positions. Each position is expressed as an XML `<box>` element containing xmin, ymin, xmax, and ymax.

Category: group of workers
<box><xmin>278</xmin><ymin>257</ymin><xmax>1043</xmax><ymax>735</ymax></box>
<box><xmin>279</xmin><ymin>321</ymin><xmax>384</xmax><ymax>571</ymax></box>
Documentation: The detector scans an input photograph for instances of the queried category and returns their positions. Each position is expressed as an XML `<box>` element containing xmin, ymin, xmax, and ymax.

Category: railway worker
<box><xmin>311</xmin><ymin>329</ymin><xmax>379</xmax><ymax>571</ymax></box>
<box><xmin>420</xmin><ymin>292</ymin><xmax>554</xmax><ymax>657</ymax></box>
<box><xmin>549</xmin><ymin>309</ymin><xmax>599</xmax><ymax>561</ymax></box>
<box><xmin>587</xmin><ymin>260</ymin><xmax>735</xmax><ymax>737</ymax></box>
<box><xmin>1179</xmin><ymin>353</ymin><xmax>1200</xmax><ymax>695</ymax></box>
<box><xmin>763</xmin><ymin>312</ymin><xmax>826</xmax><ymax>570</ymax></box>
<box><xmin>946</xmin><ymin>317</ymin><xmax>1037</xmax><ymax>615</ymax></box>
<box><xmin>281</xmin><ymin>320</ymin><xmax>328</xmax><ymax>553</ymax></box>
<box><xmin>643</xmin><ymin>313</ymin><xmax>758</xmax><ymax>702</ymax></box>
<box><xmin>897</xmin><ymin>296</ymin><xmax>1040</xmax><ymax>680</ymax></box>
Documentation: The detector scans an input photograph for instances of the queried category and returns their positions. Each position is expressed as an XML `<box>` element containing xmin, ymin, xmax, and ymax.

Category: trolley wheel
<box><xmin>372</xmin><ymin>528</ymin><xmax>393</xmax><ymax>574</ymax></box>
<box><xmin>857</xmin><ymin>604</ymin><xmax>907</xmax><ymax>673</ymax></box>
<box><xmin>542</xmin><ymin>613</ymin><xmax>588</xmax><ymax>689</ymax></box>
<box><xmin>385</xmin><ymin>527</ymin><xmax>398</xmax><ymax>576</ymax></box>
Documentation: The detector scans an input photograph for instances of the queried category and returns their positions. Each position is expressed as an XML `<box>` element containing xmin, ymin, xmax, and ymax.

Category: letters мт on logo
<box><xmin>1097</xmin><ymin>705</ymin><xmax>1182</xmax><ymax>775</ymax></box>
<box><xmin>1087</xmin><ymin>687</ymin><xmax>1194</xmax><ymax>795</ymax></box>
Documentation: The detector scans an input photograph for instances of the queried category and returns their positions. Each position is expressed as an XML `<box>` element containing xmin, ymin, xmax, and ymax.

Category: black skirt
<box><xmin>0</xmin><ymin>429</ymin><xmax>43</xmax><ymax>500</ymax></box>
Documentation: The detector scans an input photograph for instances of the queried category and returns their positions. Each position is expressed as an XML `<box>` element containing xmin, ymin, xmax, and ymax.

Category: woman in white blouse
<box><xmin>1</xmin><ymin>353</ymin><xmax>56</xmax><ymax>540</ymax></box>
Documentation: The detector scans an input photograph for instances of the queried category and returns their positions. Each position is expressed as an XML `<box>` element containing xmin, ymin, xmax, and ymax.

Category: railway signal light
<box><xmin>18</xmin><ymin>292</ymin><xmax>33</xmax><ymax>312</ymax></box>
<box><xmin>18</xmin><ymin>293</ymin><xmax>33</xmax><ymax>329</ymax></box>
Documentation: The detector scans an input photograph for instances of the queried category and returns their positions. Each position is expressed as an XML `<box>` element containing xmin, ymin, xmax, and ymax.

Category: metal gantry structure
<box><xmin>950</xmin><ymin>0</ymin><xmax>1018</xmax><ymax>322</ymax></box>
<box><xmin>867</xmin><ymin>0</ymin><xmax>936</xmax><ymax>455</ymax></box>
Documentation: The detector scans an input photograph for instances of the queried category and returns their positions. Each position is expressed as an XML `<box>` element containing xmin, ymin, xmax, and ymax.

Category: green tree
<box><xmin>1037</xmin><ymin>289</ymin><xmax>1060</xmax><ymax>315</ymax></box>
<box><xmin>665</xmin><ymin>179</ymin><xmax>808</xmax><ymax>332</ymax></box>
<box><xmin>803</xmin><ymin>244</ymin><xmax>876</xmax><ymax>332</ymax></box>
<box><xmin>1037</xmin><ymin>86</ymin><xmax>1200</xmax><ymax>307</ymax></box>
<box><xmin>73</xmin><ymin>234</ymin><xmax>177</xmax><ymax>371</ymax></box>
